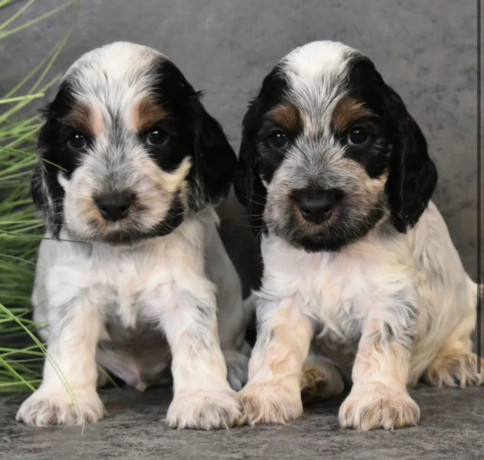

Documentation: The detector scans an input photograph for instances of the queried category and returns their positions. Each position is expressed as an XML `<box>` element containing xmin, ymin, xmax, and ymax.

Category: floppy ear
<box><xmin>384</xmin><ymin>88</ymin><xmax>437</xmax><ymax>232</ymax></box>
<box><xmin>350</xmin><ymin>58</ymin><xmax>437</xmax><ymax>232</ymax></box>
<box><xmin>31</xmin><ymin>122</ymin><xmax>65</xmax><ymax>238</ymax></box>
<box><xmin>30</xmin><ymin>104</ymin><xmax>66</xmax><ymax>238</ymax></box>
<box><xmin>234</xmin><ymin>99</ymin><xmax>267</xmax><ymax>233</ymax></box>
<box><xmin>30</xmin><ymin>81</ymin><xmax>75</xmax><ymax>238</ymax></box>
<box><xmin>193</xmin><ymin>101</ymin><xmax>236</xmax><ymax>206</ymax></box>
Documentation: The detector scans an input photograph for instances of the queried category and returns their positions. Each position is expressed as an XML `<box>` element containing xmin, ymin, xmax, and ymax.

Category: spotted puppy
<box><xmin>17</xmin><ymin>42</ymin><xmax>252</xmax><ymax>429</ymax></box>
<box><xmin>235</xmin><ymin>40</ymin><xmax>481</xmax><ymax>430</ymax></box>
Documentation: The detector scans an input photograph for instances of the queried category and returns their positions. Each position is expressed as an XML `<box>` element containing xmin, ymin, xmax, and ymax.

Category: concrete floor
<box><xmin>1</xmin><ymin>386</ymin><xmax>483</xmax><ymax>460</ymax></box>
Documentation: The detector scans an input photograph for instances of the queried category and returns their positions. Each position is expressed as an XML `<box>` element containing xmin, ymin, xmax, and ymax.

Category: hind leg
<box><xmin>424</xmin><ymin>342</ymin><xmax>483</xmax><ymax>387</ymax></box>
<box><xmin>424</xmin><ymin>309</ymin><xmax>483</xmax><ymax>387</ymax></box>
<box><xmin>301</xmin><ymin>353</ymin><xmax>345</xmax><ymax>401</ymax></box>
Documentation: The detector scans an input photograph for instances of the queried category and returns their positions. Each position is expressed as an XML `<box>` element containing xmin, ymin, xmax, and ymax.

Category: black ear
<box><xmin>384</xmin><ymin>88</ymin><xmax>437</xmax><ymax>232</ymax></box>
<box><xmin>349</xmin><ymin>57</ymin><xmax>437</xmax><ymax>232</ymax></box>
<box><xmin>234</xmin><ymin>66</ymin><xmax>288</xmax><ymax>234</ymax></box>
<box><xmin>234</xmin><ymin>99</ymin><xmax>267</xmax><ymax>232</ymax></box>
<box><xmin>193</xmin><ymin>101</ymin><xmax>236</xmax><ymax>206</ymax></box>
<box><xmin>30</xmin><ymin>81</ymin><xmax>75</xmax><ymax>237</ymax></box>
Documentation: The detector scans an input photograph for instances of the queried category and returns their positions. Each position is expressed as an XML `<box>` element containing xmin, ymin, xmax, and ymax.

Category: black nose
<box><xmin>94</xmin><ymin>191</ymin><xmax>135</xmax><ymax>222</ymax></box>
<box><xmin>292</xmin><ymin>188</ymin><xmax>343</xmax><ymax>224</ymax></box>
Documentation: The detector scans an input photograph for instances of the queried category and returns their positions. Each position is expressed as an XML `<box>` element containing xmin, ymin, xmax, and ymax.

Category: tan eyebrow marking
<box><xmin>66</xmin><ymin>103</ymin><xmax>104</xmax><ymax>136</ymax></box>
<box><xmin>131</xmin><ymin>97</ymin><xmax>167</xmax><ymax>133</ymax></box>
<box><xmin>268</xmin><ymin>104</ymin><xmax>302</xmax><ymax>134</ymax></box>
<box><xmin>331</xmin><ymin>96</ymin><xmax>373</xmax><ymax>133</ymax></box>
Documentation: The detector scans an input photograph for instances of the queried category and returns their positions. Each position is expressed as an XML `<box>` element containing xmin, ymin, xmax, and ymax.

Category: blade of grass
<box><xmin>0</xmin><ymin>0</ymin><xmax>76</xmax><ymax>40</ymax></box>
<box><xmin>0</xmin><ymin>0</ymin><xmax>36</xmax><ymax>32</ymax></box>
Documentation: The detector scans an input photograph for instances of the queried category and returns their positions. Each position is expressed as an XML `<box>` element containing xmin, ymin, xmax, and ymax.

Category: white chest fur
<box><xmin>260</xmin><ymin>230</ymin><xmax>414</xmax><ymax>337</ymax></box>
<box><xmin>33</xmin><ymin>214</ymin><xmax>209</xmax><ymax>333</ymax></box>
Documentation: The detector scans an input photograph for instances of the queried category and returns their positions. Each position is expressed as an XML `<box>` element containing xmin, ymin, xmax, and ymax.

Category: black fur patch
<box><xmin>33</xmin><ymin>79</ymin><xmax>82</xmax><ymax>236</ymax></box>
<box><xmin>344</xmin><ymin>56</ymin><xmax>437</xmax><ymax>231</ymax></box>
<box><xmin>234</xmin><ymin>65</ymin><xmax>290</xmax><ymax>232</ymax></box>
<box><xmin>149</xmin><ymin>59</ymin><xmax>236</xmax><ymax>205</ymax></box>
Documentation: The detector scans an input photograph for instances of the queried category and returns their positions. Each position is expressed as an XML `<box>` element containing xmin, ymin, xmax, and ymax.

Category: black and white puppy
<box><xmin>16</xmin><ymin>42</ymin><xmax>252</xmax><ymax>429</ymax></box>
<box><xmin>235</xmin><ymin>41</ymin><xmax>481</xmax><ymax>430</ymax></box>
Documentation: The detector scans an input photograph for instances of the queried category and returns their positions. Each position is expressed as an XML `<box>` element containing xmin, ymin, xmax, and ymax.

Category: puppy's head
<box><xmin>235</xmin><ymin>41</ymin><xmax>437</xmax><ymax>252</ymax></box>
<box><xmin>33</xmin><ymin>42</ymin><xmax>235</xmax><ymax>244</ymax></box>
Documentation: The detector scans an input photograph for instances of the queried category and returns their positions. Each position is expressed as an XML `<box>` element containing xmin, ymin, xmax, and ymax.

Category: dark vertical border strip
<box><xmin>477</xmin><ymin>0</ymin><xmax>482</xmax><ymax>373</ymax></box>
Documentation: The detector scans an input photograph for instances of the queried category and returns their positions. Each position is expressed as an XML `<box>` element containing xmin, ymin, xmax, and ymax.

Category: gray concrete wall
<box><xmin>0</xmin><ymin>0</ymin><xmax>480</xmax><ymax>287</ymax></box>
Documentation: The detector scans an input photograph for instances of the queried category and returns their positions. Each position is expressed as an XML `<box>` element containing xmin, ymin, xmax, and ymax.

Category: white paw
<box><xmin>223</xmin><ymin>350</ymin><xmax>249</xmax><ymax>391</ymax></box>
<box><xmin>238</xmin><ymin>379</ymin><xmax>302</xmax><ymax>425</ymax></box>
<box><xmin>166</xmin><ymin>388</ymin><xmax>242</xmax><ymax>430</ymax></box>
<box><xmin>16</xmin><ymin>386</ymin><xmax>105</xmax><ymax>426</ymax></box>
<box><xmin>339</xmin><ymin>383</ymin><xmax>420</xmax><ymax>431</ymax></box>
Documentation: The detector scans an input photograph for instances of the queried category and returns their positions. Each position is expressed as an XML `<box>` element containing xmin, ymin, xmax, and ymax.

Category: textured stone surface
<box><xmin>1</xmin><ymin>386</ymin><xmax>483</xmax><ymax>460</ymax></box>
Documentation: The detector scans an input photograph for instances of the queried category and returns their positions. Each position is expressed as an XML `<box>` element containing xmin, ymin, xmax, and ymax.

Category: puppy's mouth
<box><xmin>67</xmin><ymin>193</ymin><xmax>186</xmax><ymax>245</ymax></box>
<box><xmin>271</xmin><ymin>204</ymin><xmax>384</xmax><ymax>253</ymax></box>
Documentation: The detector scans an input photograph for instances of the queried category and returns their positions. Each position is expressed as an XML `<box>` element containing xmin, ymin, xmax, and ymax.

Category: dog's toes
<box><xmin>237</xmin><ymin>381</ymin><xmax>303</xmax><ymax>426</ymax></box>
<box><xmin>339</xmin><ymin>383</ymin><xmax>420</xmax><ymax>431</ymax></box>
<box><xmin>166</xmin><ymin>388</ymin><xmax>241</xmax><ymax>430</ymax></box>
<box><xmin>425</xmin><ymin>351</ymin><xmax>484</xmax><ymax>387</ymax></box>
<box><xmin>16</xmin><ymin>387</ymin><xmax>104</xmax><ymax>426</ymax></box>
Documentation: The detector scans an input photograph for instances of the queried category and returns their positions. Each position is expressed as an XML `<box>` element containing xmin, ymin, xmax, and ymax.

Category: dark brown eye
<box><xmin>348</xmin><ymin>126</ymin><xmax>369</xmax><ymax>145</ymax></box>
<box><xmin>146</xmin><ymin>128</ymin><xmax>169</xmax><ymax>146</ymax></box>
<box><xmin>268</xmin><ymin>130</ymin><xmax>288</xmax><ymax>149</ymax></box>
<box><xmin>67</xmin><ymin>132</ymin><xmax>87</xmax><ymax>150</ymax></box>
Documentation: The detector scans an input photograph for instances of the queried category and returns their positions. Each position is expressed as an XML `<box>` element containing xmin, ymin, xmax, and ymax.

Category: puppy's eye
<box><xmin>348</xmin><ymin>126</ymin><xmax>369</xmax><ymax>145</ymax></box>
<box><xmin>67</xmin><ymin>132</ymin><xmax>87</xmax><ymax>150</ymax></box>
<box><xmin>267</xmin><ymin>130</ymin><xmax>288</xmax><ymax>149</ymax></box>
<box><xmin>146</xmin><ymin>128</ymin><xmax>169</xmax><ymax>146</ymax></box>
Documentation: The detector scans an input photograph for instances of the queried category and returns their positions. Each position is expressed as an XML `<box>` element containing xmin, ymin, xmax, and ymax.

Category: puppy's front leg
<box><xmin>16</xmin><ymin>299</ymin><xmax>104</xmax><ymax>426</ymax></box>
<box><xmin>339</xmin><ymin>317</ymin><xmax>420</xmax><ymax>431</ymax></box>
<box><xmin>162</xmin><ymin>289</ymin><xmax>241</xmax><ymax>430</ymax></box>
<box><xmin>238</xmin><ymin>299</ymin><xmax>313</xmax><ymax>425</ymax></box>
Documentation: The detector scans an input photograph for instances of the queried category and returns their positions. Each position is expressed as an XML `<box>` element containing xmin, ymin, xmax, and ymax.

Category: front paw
<box><xmin>339</xmin><ymin>383</ymin><xmax>420</xmax><ymax>431</ymax></box>
<box><xmin>166</xmin><ymin>388</ymin><xmax>241</xmax><ymax>430</ymax></box>
<box><xmin>16</xmin><ymin>386</ymin><xmax>105</xmax><ymax>426</ymax></box>
<box><xmin>238</xmin><ymin>380</ymin><xmax>302</xmax><ymax>425</ymax></box>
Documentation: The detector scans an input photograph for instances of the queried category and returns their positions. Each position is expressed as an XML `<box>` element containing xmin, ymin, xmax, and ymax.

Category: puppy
<box><xmin>235</xmin><ymin>40</ymin><xmax>481</xmax><ymax>430</ymax></box>
<box><xmin>16</xmin><ymin>42</ymin><xmax>252</xmax><ymax>429</ymax></box>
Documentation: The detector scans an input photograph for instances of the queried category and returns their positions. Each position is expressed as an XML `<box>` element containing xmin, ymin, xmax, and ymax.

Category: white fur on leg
<box><xmin>153</xmin><ymin>280</ymin><xmax>242</xmax><ymax>429</ymax></box>
<box><xmin>339</xmin><ymin>317</ymin><xmax>420</xmax><ymax>430</ymax></box>
<box><xmin>16</xmin><ymin>297</ymin><xmax>104</xmax><ymax>426</ymax></box>
<box><xmin>238</xmin><ymin>299</ymin><xmax>313</xmax><ymax>425</ymax></box>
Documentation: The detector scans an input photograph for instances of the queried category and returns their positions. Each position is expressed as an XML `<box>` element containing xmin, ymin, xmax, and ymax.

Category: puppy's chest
<box><xmin>66</xmin><ymin>245</ymin><xmax>188</xmax><ymax>328</ymax></box>
<box><xmin>283</xmin><ymin>254</ymin><xmax>379</xmax><ymax>345</ymax></box>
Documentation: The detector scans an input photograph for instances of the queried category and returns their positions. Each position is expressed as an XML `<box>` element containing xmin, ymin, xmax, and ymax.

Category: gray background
<box><xmin>1</xmin><ymin>2</ymin><xmax>483</xmax><ymax>459</ymax></box>
<box><xmin>0</xmin><ymin>0</ymin><xmax>480</xmax><ymax>286</ymax></box>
